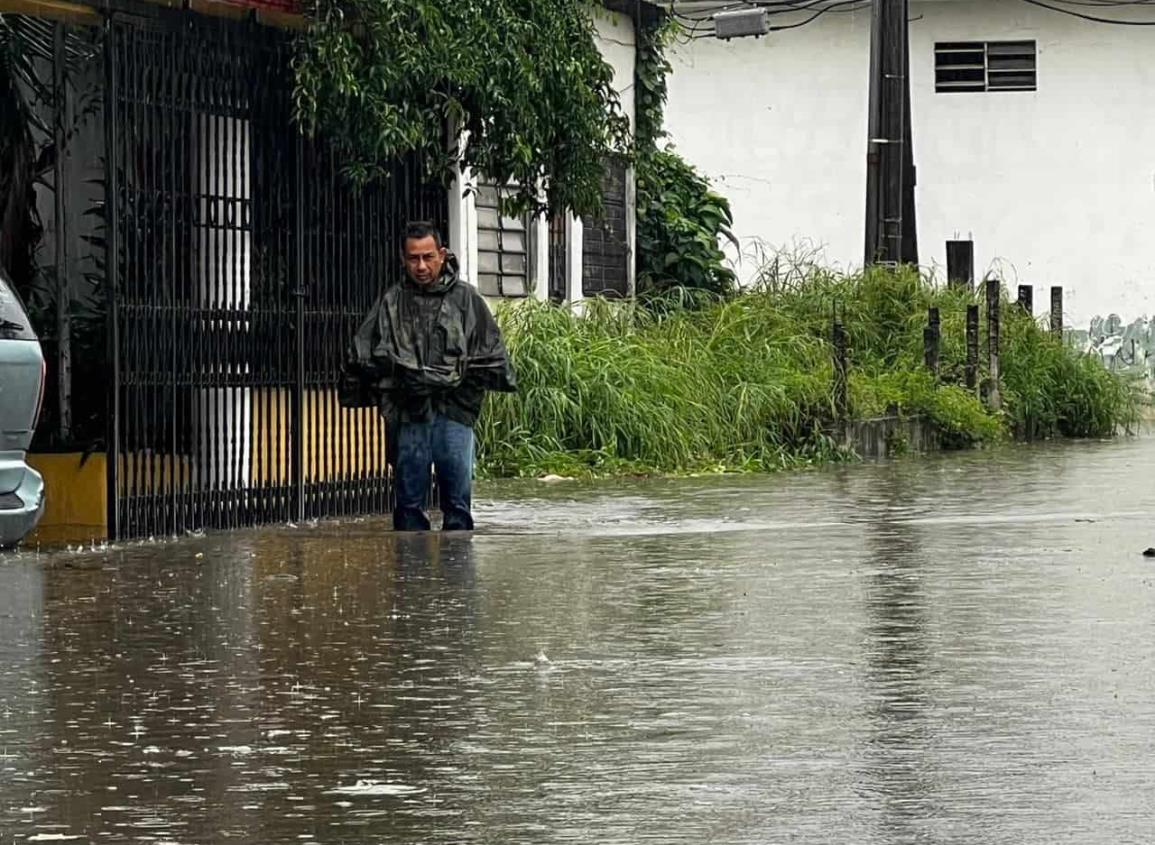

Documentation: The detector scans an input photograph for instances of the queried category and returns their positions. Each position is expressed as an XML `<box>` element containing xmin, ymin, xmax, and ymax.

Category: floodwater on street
<box><xmin>2</xmin><ymin>437</ymin><xmax>1155</xmax><ymax>843</ymax></box>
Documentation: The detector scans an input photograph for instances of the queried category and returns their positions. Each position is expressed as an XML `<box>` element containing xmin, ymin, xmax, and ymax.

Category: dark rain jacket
<box><xmin>344</xmin><ymin>256</ymin><xmax>517</xmax><ymax>427</ymax></box>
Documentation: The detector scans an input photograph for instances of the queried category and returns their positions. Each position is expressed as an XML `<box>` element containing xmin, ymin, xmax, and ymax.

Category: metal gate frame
<box><xmin>102</xmin><ymin>8</ymin><xmax>447</xmax><ymax>539</ymax></box>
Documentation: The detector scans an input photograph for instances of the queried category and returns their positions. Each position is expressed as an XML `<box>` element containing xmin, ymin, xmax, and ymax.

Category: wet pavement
<box><xmin>2</xmin><ymin>437</ymin><xmax>1155</xmax><ymax>843</ymax></box>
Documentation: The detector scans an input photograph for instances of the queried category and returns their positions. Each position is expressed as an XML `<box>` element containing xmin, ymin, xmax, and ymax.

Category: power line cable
<box><xmin>1015</xmin><ymin>0</ymin><xmax>1155</xmax><ymax>23</ymax></box>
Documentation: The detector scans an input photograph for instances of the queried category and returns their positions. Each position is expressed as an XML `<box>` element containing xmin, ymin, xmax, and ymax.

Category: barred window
<box><xmin>581</xmin><ymin>157</ymin><xmax>630</xmax><ymax>298</ymax></box>
<box><xmin>475</xmin><ymin>183</ymin><xmax>530</xmax><ymax>297</ymax></box>
<box><xmin>935</xmin><ymin>41</ymin><xmax>1037</xmax><ymax>93</ymax></box>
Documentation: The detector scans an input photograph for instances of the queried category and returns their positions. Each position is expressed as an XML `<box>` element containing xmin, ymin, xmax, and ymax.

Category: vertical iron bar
<box><xmin>333</xmin><ymin>173</ymin><xmax>341</xmax><ymax>516</ymax></box>
<box><xmin>335</xmin><ymin>164</ymin><xmax>345</xmax><ymax>515</ymax></box>
<box><xmin>320</xmin><ymin>147</ymin><xmax>329</xmax><ymax>517</ymax></box>
<box><xmin>252</xmin><ymin>58</ymin><xmax>262</xmax><ymax>525</ymax></box>
<box><xmin>275</xmin><ymin>73</ymin><xmax>288</xmax><ymax>524</ymax></box>
<box><xmin>1050</xmin><ymin>286</ymin><xmax>1063</xmax><ymax>341</ymax></box>
<box><xmin>229</xmin><ymin>27</ymin><xmax>243</xmax><ymax>529</ymax></box>
<box><xmin>130</xmin><ymin>27</ymin><xmax>144</xmax><ymax>537</ymax></box>
<box><xmin>211</xmin><ymin>38</ymin><xmax>224</xmax><ymax>528</ymax></box>
<box><xmin>293</xmin><ymin>134</ymin><xmax>306</xmax><ymax>523</ymax></box>
<box><xmin>192</xmin><ymin>32</ymin><xmax>206</xmax><ymax>532</ymax></box>
<box><xmin>350</xmin><ymin>181</ymin><xmax>361</xmax><ymax>515</ymax></box>
<box><xmin>274</xmin><ymin>40</ymin><xmax>286</xmax><ymax>524</ymax></box>
<box><xmin>362</xmin><ymin>187</ymin><xmax>372</xmax><ymax>512</ymax></box>
<box><xmin>374</xmin><ymin>184</ymin><xmax>385</xmax><ymax>513</ymax></box>
<box><xmin>149</xmin><ymin>32</ymin><xmax>162</xmax><ymax>537</ymax></box>
<box><xmin>251</xmin><ymin>43</ymin><xmax>263</xmax><ymax>523</ymax></box>
<box><xmin>104</xmin><ymin>19</ymin><xmax>122</xmax><ymax>541</ymax></box>
<box><xmin>121</xmin><ymin>26</ymin><xmax>133</xmax><ymax>536</ymax></box>
<box><xmin>369</xmin><ymin>186</ymin><xmax>381</xmax><ymax>512</ymax></box>
<box><xmin>358</xmin><ymin>187</ymin><xmax>368</xmax><ymax>513</ymax></box>
<box><xmin>170</xmin><ymin>27</ymin><xmax>183</xmax><ymax>535</ymax></box>
<box><xmin>343</xmin><ymin>165</ymin><xmax>352</xmax><ymax>515</ymax></box>
<box><xmin>53</xmin><ymin>22</ymin><xmax>73</xmax><ymax>444</ymax></box>
<box><xmin>222</xmin><ymin>26</ymin><xmax>234</xmax><ymax>529</ymax></box>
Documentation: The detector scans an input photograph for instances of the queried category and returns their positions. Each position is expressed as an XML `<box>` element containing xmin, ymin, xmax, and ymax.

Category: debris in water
<box><xmin>327</xmin><ymin>780</ymin><xmax>425</xmax><ymax>797</ymax></box>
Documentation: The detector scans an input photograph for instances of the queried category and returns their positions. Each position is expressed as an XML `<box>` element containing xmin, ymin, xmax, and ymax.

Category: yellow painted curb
<box><xmin>26</xmin><ymin>452</ymin><xmax>108</xmax><ymax>545</ymax></box>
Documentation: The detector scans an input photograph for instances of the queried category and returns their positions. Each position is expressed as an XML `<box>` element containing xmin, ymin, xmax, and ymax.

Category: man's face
<box><xmin>403</xmin><ymin>236</ymin><xmax>447</xmax><ymax>285</ymax></box>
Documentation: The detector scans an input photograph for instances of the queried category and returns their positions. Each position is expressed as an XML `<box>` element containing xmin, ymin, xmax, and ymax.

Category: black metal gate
<box><xmin>104</xmin><ymin>11</ymin><xmax>446</xmax><ymax>539</ymax></box>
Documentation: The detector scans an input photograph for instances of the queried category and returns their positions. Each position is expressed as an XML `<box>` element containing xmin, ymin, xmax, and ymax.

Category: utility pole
<box><xmin>864</xmin><ymin>0</ymin><xmax>918</xmax><ymax>267</ymax></box>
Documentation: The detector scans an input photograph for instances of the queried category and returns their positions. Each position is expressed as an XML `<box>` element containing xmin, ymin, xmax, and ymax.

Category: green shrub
<box><xmin>476</xmin><ymin>267</ymin><xmax>1141</xmax><ymax>478</ymax></box>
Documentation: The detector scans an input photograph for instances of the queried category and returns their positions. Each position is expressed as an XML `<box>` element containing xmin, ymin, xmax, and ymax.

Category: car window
<box><xmin>0</xmin><ymin>272</ymin><xmax>37</xmax><ymax>341</ymax></box>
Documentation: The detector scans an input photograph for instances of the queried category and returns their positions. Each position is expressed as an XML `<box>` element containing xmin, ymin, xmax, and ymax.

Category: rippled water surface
<box><xmin>3</xmin><ymin>438</ymin><xmax>1155</xmax><ymax>843</ymax></box>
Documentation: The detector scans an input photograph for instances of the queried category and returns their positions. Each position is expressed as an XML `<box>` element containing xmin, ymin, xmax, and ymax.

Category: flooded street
<box><xmin>3</xmin><ymin>438</ymin><xmax>1155</xmax><ymax>843</ymax></box>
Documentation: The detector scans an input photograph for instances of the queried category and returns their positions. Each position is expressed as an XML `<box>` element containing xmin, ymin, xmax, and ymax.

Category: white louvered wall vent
<box><xmin>935</xmin><ymin>41</ymin><xmax>1037</xmax><ymax>93</ymax></box>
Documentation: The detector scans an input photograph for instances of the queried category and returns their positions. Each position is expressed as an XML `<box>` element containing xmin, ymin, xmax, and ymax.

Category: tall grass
<box><xmin>476</xmin><ymin>266</ymin><xmax>1142</xmax><ymax>478</ymax></box>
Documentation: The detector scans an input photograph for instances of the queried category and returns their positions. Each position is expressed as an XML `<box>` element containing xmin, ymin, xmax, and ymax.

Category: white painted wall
<box><xmin>663</xmin><ymin>0</ymin><xmax>1155</xmax><ymax>328</ymax></box>
<box><xmin>595</xmin><ymin>9</ymin><xmax>638</xmax><ymax>137</ymax></box>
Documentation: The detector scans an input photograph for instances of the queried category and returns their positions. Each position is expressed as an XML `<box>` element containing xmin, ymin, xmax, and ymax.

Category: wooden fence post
<box><xmin>1017</xmin><ymin>284</ymin><xmax>1033</xmax><ymax>315</ymax></box>
<box><xmin>924</xmin><ymin>306</ymin><xmax>940</xmax><ymax>377</ymax></box>
<box><xmin>947</xmin><ymin>240</ymin><xmax>974</xmax><ymax>290</ymax></box>
<box><xmin>965</xmin><ymin>304</ymin><xmax>979</xmax><ymax>392</ymax></box>
<box><xmin>986</xmin><ymin>278</ymin><xmax>1002</xmax><ymax>411</ymax></box>
<box><xmin>832</xmin><ymin>307</ymin><xmax>849</xmax><ymax>424</ymax></box>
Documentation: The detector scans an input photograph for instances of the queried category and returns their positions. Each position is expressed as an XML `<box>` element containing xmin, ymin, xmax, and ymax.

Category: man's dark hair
<box><xmin>402</xmin><ymin>222</ymin><xmax>443</xmax><ymax>250</ymax></box>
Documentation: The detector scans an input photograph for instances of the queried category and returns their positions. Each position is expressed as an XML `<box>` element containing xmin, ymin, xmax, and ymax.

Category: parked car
<box><xmin>0</xmin><ymin>269</ymin><xmax>46</xmax><ymax>548</ymax></box>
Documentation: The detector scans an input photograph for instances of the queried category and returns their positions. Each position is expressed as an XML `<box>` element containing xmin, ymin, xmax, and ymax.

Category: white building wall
<box><xmin>595</xmin><ymin>9</ymin><xmax>638</xmax><ymax>137</ymax></box>
<box><xmin>664</xmin><ymin>0</ymin><xmax>1155</xmax><ymax>328</ymax></box>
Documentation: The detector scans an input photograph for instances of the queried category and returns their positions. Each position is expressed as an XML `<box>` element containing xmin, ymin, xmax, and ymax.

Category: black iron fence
<box><xmin>103</xmin><ymin>10</ymin><xmax>446</xmax><ymax>539</ymax></box>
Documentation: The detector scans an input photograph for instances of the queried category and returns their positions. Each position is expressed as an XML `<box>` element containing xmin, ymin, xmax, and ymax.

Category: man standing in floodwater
<box><xmin>347</xmin><ymin>222</ymin><xmax>517</xmax><ymax>531</ymax></box>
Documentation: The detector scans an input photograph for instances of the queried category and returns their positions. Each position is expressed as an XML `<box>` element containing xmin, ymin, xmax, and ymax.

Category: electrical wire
<box><xmin>663</xmin><ymin>0</ymin><xmax>1155</xmax><ymax>39</ymax></box>
<box><xmin>1014</xmin><ymin>0</ymin><xmax>1155</xmax><ymax>23</ymax></box>
<box><xmin>765</xmin><ymin>0</ymin><xmax>870</xmax><ymax>31</ymax></box>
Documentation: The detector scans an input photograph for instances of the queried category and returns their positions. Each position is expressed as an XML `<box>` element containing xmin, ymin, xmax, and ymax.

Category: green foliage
<box><xmin>634</xmin><ymin>12</ymin><xmax>672</xmax><ymax>152</ymax></box>
<box><xmin>636</xmin><ymin>149</ymin><xmax>738</xmax><ymax>298</ymax></box>
<box><xmin>477</xmin><ymin>295</ymin><xmax>841</xmax><ymax>479</ymax></box>
<box><xmin>1</xmin><ymin>16</ymin><xmax>107</xmax><ymax>450</ymax></box>
<box><xmin>1001</xmin><ymin>305</ymin><xmax>1141</xmax><ymax>439</ymax></box>
<box><xmin>293</xmin><ymin>0</ymin><xmax>631</xmax><ymax>217</ymax></box>
<box><xmin>0</xmin><ymin>14</ymin><xmax>40</xmax><ymax>284</ymax></box>
<box><xmin>475</xmin><ymin>266</ymin><xmax>1140</xmax><ymax>479</ymax></box>
<box><xmin>633</xmin><ymin>15</ymin><xmax>737</xmax><ymax>298</ymax></box>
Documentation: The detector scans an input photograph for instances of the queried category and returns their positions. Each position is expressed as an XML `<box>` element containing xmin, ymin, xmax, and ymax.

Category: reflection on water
<box><xmin>3</xmin><ymin>439</ymin><xmax>1155</xmax><ymax>843</ymax></box>
<box><xmin>857</xmin><ymin>469</ymin><xmax>934</xmax><ymax>843</ymax></box>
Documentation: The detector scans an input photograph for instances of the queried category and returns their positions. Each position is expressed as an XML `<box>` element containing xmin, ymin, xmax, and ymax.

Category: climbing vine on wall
<box><xmin>634</xmin><ymin>13</ymin><xmax>738</xmax><ymax>298</ymax></box>
<box><xmin>293</xmin><ymin>0</ymin><xmax>632</xmax><ymax>217</ymax></box>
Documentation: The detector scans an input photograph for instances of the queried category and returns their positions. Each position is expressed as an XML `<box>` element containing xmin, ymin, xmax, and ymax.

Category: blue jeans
<box><xmin>392</xmin><ymin>414</ymin><xmax>475</xmax><ymax>531</ymax></box>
